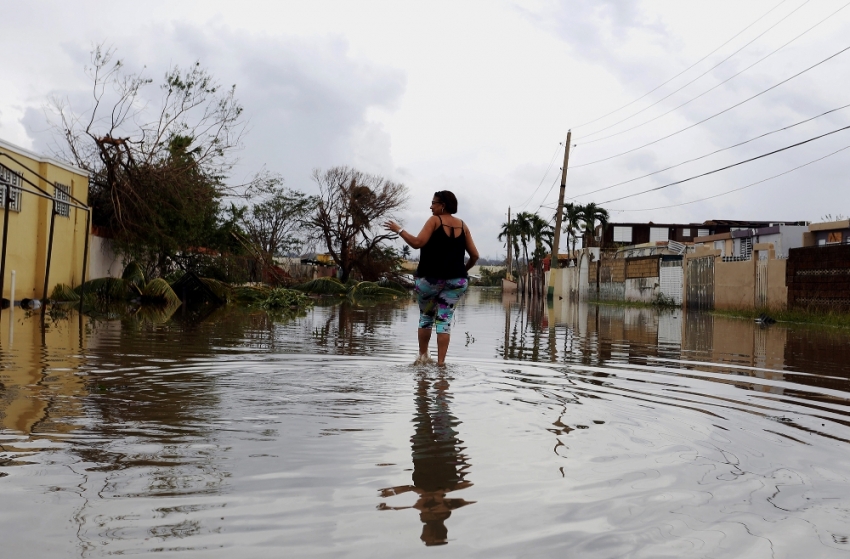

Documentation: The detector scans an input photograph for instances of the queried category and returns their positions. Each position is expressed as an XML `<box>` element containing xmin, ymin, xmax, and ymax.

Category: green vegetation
<box><xmin>587</xmin><ymin>295</ymin><xmax>678</xmax><ymax>309</ymax></box>
<box><xmin>293</xmin><ymin>277</ymin><xmax>408</xmax><ymax>304</ymax></box>
<box><xmin>476</xmin><ymin>267</ymin><xmax>507</xmax><ymax>286</ymax></box>
<box><xmin>51</xmin><ymin>262</ymin><xmax>181</xmax><ymax>307</ymax></box>
<box><xmin>255</xmin><ymin>288</ymin><xmax>314</xmax><ymax>311</ymax></box>
<box><xmin>712</xmin><ymin>308</ymin><xmax>850</xmax><ymax>329</ymax></box>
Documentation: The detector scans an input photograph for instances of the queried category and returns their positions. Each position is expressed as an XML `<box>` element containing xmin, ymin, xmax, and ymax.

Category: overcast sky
<box><xmin>2</xmin><ymin>0</ymin><xmax>849</xmax><ymax>258</ymax></box>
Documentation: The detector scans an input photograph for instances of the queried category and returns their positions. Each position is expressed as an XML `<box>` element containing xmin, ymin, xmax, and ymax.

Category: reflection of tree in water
<box><xmin>499</xmin><ymin>297</ymin><xmax>550</xmax><ymax>361</ymax></box>
<box><xmin>311</xmin><ymin>300</ymin><xmax>410</xmax><ymax>355</ymax></box>
<box><xmin>379</xmin><ymin>372</ymin><xmax>474</xmax><ymax>546</ymax></box>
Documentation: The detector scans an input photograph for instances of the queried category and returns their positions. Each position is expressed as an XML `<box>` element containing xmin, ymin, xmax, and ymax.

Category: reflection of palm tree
<box><xmin>378</xmin><ymin>372</ymin><xmax>474</xmax><ymax>546</ymax></box>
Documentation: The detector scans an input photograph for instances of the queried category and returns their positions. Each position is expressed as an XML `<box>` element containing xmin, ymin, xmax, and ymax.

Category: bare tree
<box><xmin>48</xmin><ymin>45</ymin><xmax>246</xmax><ymax>275</ymax></box>
<box><xmin>310</xmin><ymin>166</ymin><xmax>407</xmax><ymax>282</ymax></box>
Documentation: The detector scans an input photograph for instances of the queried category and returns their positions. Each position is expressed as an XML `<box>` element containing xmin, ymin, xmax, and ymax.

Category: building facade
<box><xmin>0</xmin><ymin>139</ymin><xmax>89</xmax><ymax>304</ymax></box>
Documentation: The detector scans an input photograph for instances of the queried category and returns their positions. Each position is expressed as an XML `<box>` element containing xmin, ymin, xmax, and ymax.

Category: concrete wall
<box><xmin>599</xmin><ymin>281</ymin><xmax>625</xmax><ymax>301</ymax></box>
<box><xmin>1</xmin><ymin>140</ymin><xmax>89</xmax><ymax>301</ymax></box>
<box><xmin>89</xmin><ymin>235</ymin><xmax>125</xmax><ymax>279</ymax></box>
<box><xmin>714</xmin><ymin>259</ymin><xmax>755</xmax><ymax>309</ymax></box>
<box><xmin>625</xmin><ymin>277</ymin><xmax>660</xmax><ymax>303</ymax></box>
<box><xmin>767</xmin><ymin>258</ymin><xmax>787</xmax><ymax>310</ymax></box>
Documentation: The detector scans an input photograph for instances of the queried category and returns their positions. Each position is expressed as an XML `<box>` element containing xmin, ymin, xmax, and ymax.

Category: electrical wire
<box><xmin>532</xmin><ymin>174</ymin><xmax>561</xmax><ymax>215</ymax></box>
<box><xmin>610</xmin><ymin>143</ymin><xmax>850</xmax><ymax>212</ymax></box>
<box><xmin>571</xmin><ymin>43</ymin><xmax>850</xmax><ymax>169</ymax></box>
<box><xmin>581</xmin><ymin>0</ymin><xmax>848</xmax><ymax>145</ymax></box>
<box><xmin>569</xmin><ymin>101</ymin><xmax>850</xmax><ymax>199</ymax></box>
<box><xmin>518</xmin><ymin>144</ymin><xmax>562</xmax><ymax>210</ymax></box>
<box><xmin>598</xmin><ymin>122</ymin><xmax>850</xmax><ymax>205</ymax></box>
<box><xmin>572</xmin><ymin>0</ymin><xmax>790</xmax><ymax>130</ymax></box>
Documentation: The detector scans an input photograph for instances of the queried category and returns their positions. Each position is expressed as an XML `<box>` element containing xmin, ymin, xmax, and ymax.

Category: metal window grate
<box><xmin>0</xmin><ymin>164</ymin><xmax>23</xmax><ymax>212</ymax></box>
<box><xmin>55</xmin><ymin>183</ymin><xmax>71</xmax><ymax>217</ymax></box>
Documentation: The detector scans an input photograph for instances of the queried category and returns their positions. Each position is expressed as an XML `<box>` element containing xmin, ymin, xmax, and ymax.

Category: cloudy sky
<box><xmin>2</xmin><ymin>0</ymin><xmax>849</xmax><ymax>257</ymax></box>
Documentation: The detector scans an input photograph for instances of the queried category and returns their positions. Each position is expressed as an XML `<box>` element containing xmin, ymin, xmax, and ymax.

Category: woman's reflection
<box><xmin>378</xmin><ymin>371</ymin><xmax>474</xmax><ymax>546</ymax></box>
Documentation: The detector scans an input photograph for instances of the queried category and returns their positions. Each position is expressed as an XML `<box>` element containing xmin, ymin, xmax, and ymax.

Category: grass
<box><xmin>711</xmin><ymin>307</ymin><xmax>850</xmax><ymax>329</ymax></box>
<box><xmin>586</xmin><ymin>297</ymin><xmax>679</xmax><ymax>310</ymax></box>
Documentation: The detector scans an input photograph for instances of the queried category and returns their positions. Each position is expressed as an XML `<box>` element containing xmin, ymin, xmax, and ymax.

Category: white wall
<box><xmin>89</xmin><ymin>236</ymin><xmax>125</xmax><ymax>279</ymax></box>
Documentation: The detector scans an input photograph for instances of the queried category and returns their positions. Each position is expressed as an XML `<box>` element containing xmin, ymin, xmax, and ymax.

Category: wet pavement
<box><xmin>2</xmin><ymin>289</ymin><xmax>850</xmax><ymax>557</ymax></box>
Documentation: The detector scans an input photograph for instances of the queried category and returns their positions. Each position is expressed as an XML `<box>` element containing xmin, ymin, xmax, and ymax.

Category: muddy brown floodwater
<box><xmin>2</xmin><ymin>288</ymin><xmax>850</xmax><ymax>558</ymax></box>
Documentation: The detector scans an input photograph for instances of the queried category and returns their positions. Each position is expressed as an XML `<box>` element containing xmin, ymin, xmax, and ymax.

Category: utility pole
<box><xmin>550</xmin><ymin>130</ymin><xmax>572</xmax><ymax>269</ymax></box>
<box><xmin>505</xmin><ymin>206</ymin><xmax>512</xmax><ymax>281</ymax></box>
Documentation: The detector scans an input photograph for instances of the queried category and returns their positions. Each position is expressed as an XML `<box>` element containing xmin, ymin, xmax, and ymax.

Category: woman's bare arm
<box><xmin>383</xmin><ymin>217</ymin><xmax>438</xmax><ymax>249</ymax></box>
<box><xmin>464</xmin><ymin>224</ymin><xmax>480</xmax><ymax>271</ymax></box>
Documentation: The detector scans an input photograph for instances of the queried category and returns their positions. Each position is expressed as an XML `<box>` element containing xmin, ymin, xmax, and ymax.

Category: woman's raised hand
<box><xmin>383</xmin><ymin>220</ymin><xmax>401</xmax><ymax>234</ymax></box>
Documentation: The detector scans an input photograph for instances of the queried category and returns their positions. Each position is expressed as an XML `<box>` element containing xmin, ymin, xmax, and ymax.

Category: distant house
<box><xmin>693</xmin><ymin>224</ymin><xmax>809</xmax><ymax>260</ymax></box>
<box><xmin>597</xmin><ymin>219</ymin><xmax>807</xmax><ymax>250</ymax></box>
<box><xmin>802</xmin><ymin>218</ymin><xmax>850</xmax><ymax>246</ymax></box>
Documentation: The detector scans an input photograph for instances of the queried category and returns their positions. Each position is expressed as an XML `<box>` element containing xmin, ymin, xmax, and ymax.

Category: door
<box><xmin>686</xmin><ymin>256</ymin><xmax>714</xmax><ymax>310</ymax></box>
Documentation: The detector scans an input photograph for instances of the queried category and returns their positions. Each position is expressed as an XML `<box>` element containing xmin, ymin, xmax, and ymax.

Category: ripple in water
<box><xmin>1</xmin><ymin>291</ymin><xmax>850</xmax><ymax>557</ymax></box>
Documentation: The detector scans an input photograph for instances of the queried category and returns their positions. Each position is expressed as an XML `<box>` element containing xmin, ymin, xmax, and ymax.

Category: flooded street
<box><xmin>2</xmin><ymin>289</ymin><xmax>850</xmax><ymax>557</ymax></box>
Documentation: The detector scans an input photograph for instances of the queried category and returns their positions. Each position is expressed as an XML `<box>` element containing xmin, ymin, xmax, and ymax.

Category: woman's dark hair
<box><xmin>434</xmin><ymin>190</ymin><xmax>458</xmax><ymax>214</ymax></box>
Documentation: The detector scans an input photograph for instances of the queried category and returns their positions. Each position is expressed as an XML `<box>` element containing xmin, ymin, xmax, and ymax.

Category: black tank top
<box><xmin>416</xmin><ymin>217</ymin><xmax>468</xmax><ymax>279</ymax></box>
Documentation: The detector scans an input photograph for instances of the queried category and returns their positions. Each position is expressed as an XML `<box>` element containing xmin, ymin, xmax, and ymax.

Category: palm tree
<box><xmin>514</xmin><ymin>212</ymin><xmax>535</xmax><ymax>270</ymax></box>
<box><xmin>528</xmin><ymin>213</ymin><xmax>554</xmax><ymax>265</ymax></box>
<box><xmin>561</xmin><ymin>202</ymin><xmax>583</xmax><ymax>256</ymax></box>
<box><xmin>498</xmin><ymin>220</ymin><xmax>521</xmax><ymax>280</ymax></box>
<box><xmin>580</xmin><ymin>202</ymin><xmax>609</xmax><ymax>248</ymax></box>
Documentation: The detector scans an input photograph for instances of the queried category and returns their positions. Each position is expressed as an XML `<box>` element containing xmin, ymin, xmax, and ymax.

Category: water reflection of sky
<box><xmin>2</xmin><ymin>292</ymin><xmax>850</xmax><ymax>557</ymax></box>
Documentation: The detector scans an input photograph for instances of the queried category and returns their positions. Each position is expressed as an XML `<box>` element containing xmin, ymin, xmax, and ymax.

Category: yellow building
<box><xmin>0</xmin><ymin>138</ymin><xmax>90</xmax><ymax>303</ymax></box>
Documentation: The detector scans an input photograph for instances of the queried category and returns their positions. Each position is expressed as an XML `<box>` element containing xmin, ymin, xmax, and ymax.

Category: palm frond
<box><xmin>199</xmin><ymin>277</ymin><xmax>231</xmax><ymax>302</ymax></box>
<box><xmin>231</xmin><ymin>285</ymin><xmax>271</xmax><ymax>303</ymax></box>
<box><xmin>347</xmin><ymin>281</ymin><xmax>400</xmax><ymax>300</ymax></box>
<box><xmin>376</xmin><ymin>278</ymin><xmax>409</xmax><ymax>294</ymax></box>
<box><xmin>141</xmin><ymin>278</ymin><xmax>181</xmax><ymax>307</ymax></box>
<box><xmin>293</xmin><ymin>278</ymin><xmax>348</xmax><ymax>295</ymax></box>
<box><xmin>51</xmin><ymin>283</ymin><xmax>80</xmax><ymax>302</ymax></box>
<box><xmin>122</xmin><ymin>262</ymin><xmax>147</xmax><ymax>290</ymax></box>
<box><xmin>75</xmin><ymin>277</ymin><xmax>132</xmax><ymax>302</ymax></box>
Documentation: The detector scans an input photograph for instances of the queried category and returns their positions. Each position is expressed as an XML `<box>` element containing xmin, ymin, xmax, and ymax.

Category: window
<box><xmin>613</xmin><ymin>226</ymin><xmax>632</xmax><ymax>243</ymax></box>
<box><xmin>0</xmin><ymin>165</ymin><xmax>22</xmax><ymax>212</ymax></box>
<box><xmin>741</xmin><ymin>237</ymin><xmax>753</xmax><ymax>259</ymax></box>
<box><xmin>828</xmin><ymin>231</ymin><xmax>842</xmax><ymax>244</ymax></box>
<box><xmin>55</xmin><ymin>184</ymin><xmax>71</xmax><ymax>217</ymax></box>
<box><xmin>682</xmin><ymin>228</ymin><xmax>691</xmax><ymax>237</ymax></box>
<box><xmin>650</xmin><ymin>227</ymin><xmax>669</xmax><ymax>242</ymax></box>
<box><xmin>698</xmin><ymin>228</ymin><xmax>710</xmax><ymax>237</ymax></box>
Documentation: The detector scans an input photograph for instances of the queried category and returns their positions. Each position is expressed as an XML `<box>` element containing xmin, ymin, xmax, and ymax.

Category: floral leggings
<box><xmin>414</xmin><ymin>277</ymin><xmax>469</xmax><ymax>334</ymax></box>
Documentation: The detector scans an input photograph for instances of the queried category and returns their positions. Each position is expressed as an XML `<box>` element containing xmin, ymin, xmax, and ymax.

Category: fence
<box><xmin>786</xmin><ymin>244</ymin><xmax>850</xmax><ymax>310</ymax></box>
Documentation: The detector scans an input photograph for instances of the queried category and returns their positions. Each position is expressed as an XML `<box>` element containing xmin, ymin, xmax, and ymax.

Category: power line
<box><xmin>571</xmin><ymin>42</ymin><xmax>850</xmax><ymax>169</ymax></box>
<box><xmin>581</xmin><ymin>0</ymin><xmax>813</xmax><ymax>141</ymax></box>
<box><xmin>569</xmin><ymin>101</ymin><xmax>850</xmax><ymax>199</ymax></box>
<box><xmin>581</xmin><ymin>0</ymin><xmax>848</xmax><ymax>145</ymax></box>
<box><xmin>598</xmin><ymin>123</ymin><xmax>850</xmax><ymax>205</ymax></box>
<box><xmin>610</xmin><ymin>143</ymin><xmax>850</xmax><ymax>212</ymax></box>
<box><xmin>571</xmin><ymin>0</ymin><xmax>790</xmax><ymax>131</ymax></box>
<box><xmin>518</xmin><ymin>144</ymin><xmax>562</xmax><ymax>211</ymax></box>
<box><xmin>530</xmin><ymin>174</ymin><xmax>561</xmax><ymax>215</ymax></box>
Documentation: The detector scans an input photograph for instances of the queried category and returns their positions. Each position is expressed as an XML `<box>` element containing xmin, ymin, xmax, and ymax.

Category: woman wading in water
<box><xmin>384</xmin><ymin>191</ymin><xmax>479</xmax><ymax>366</ymax></box>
